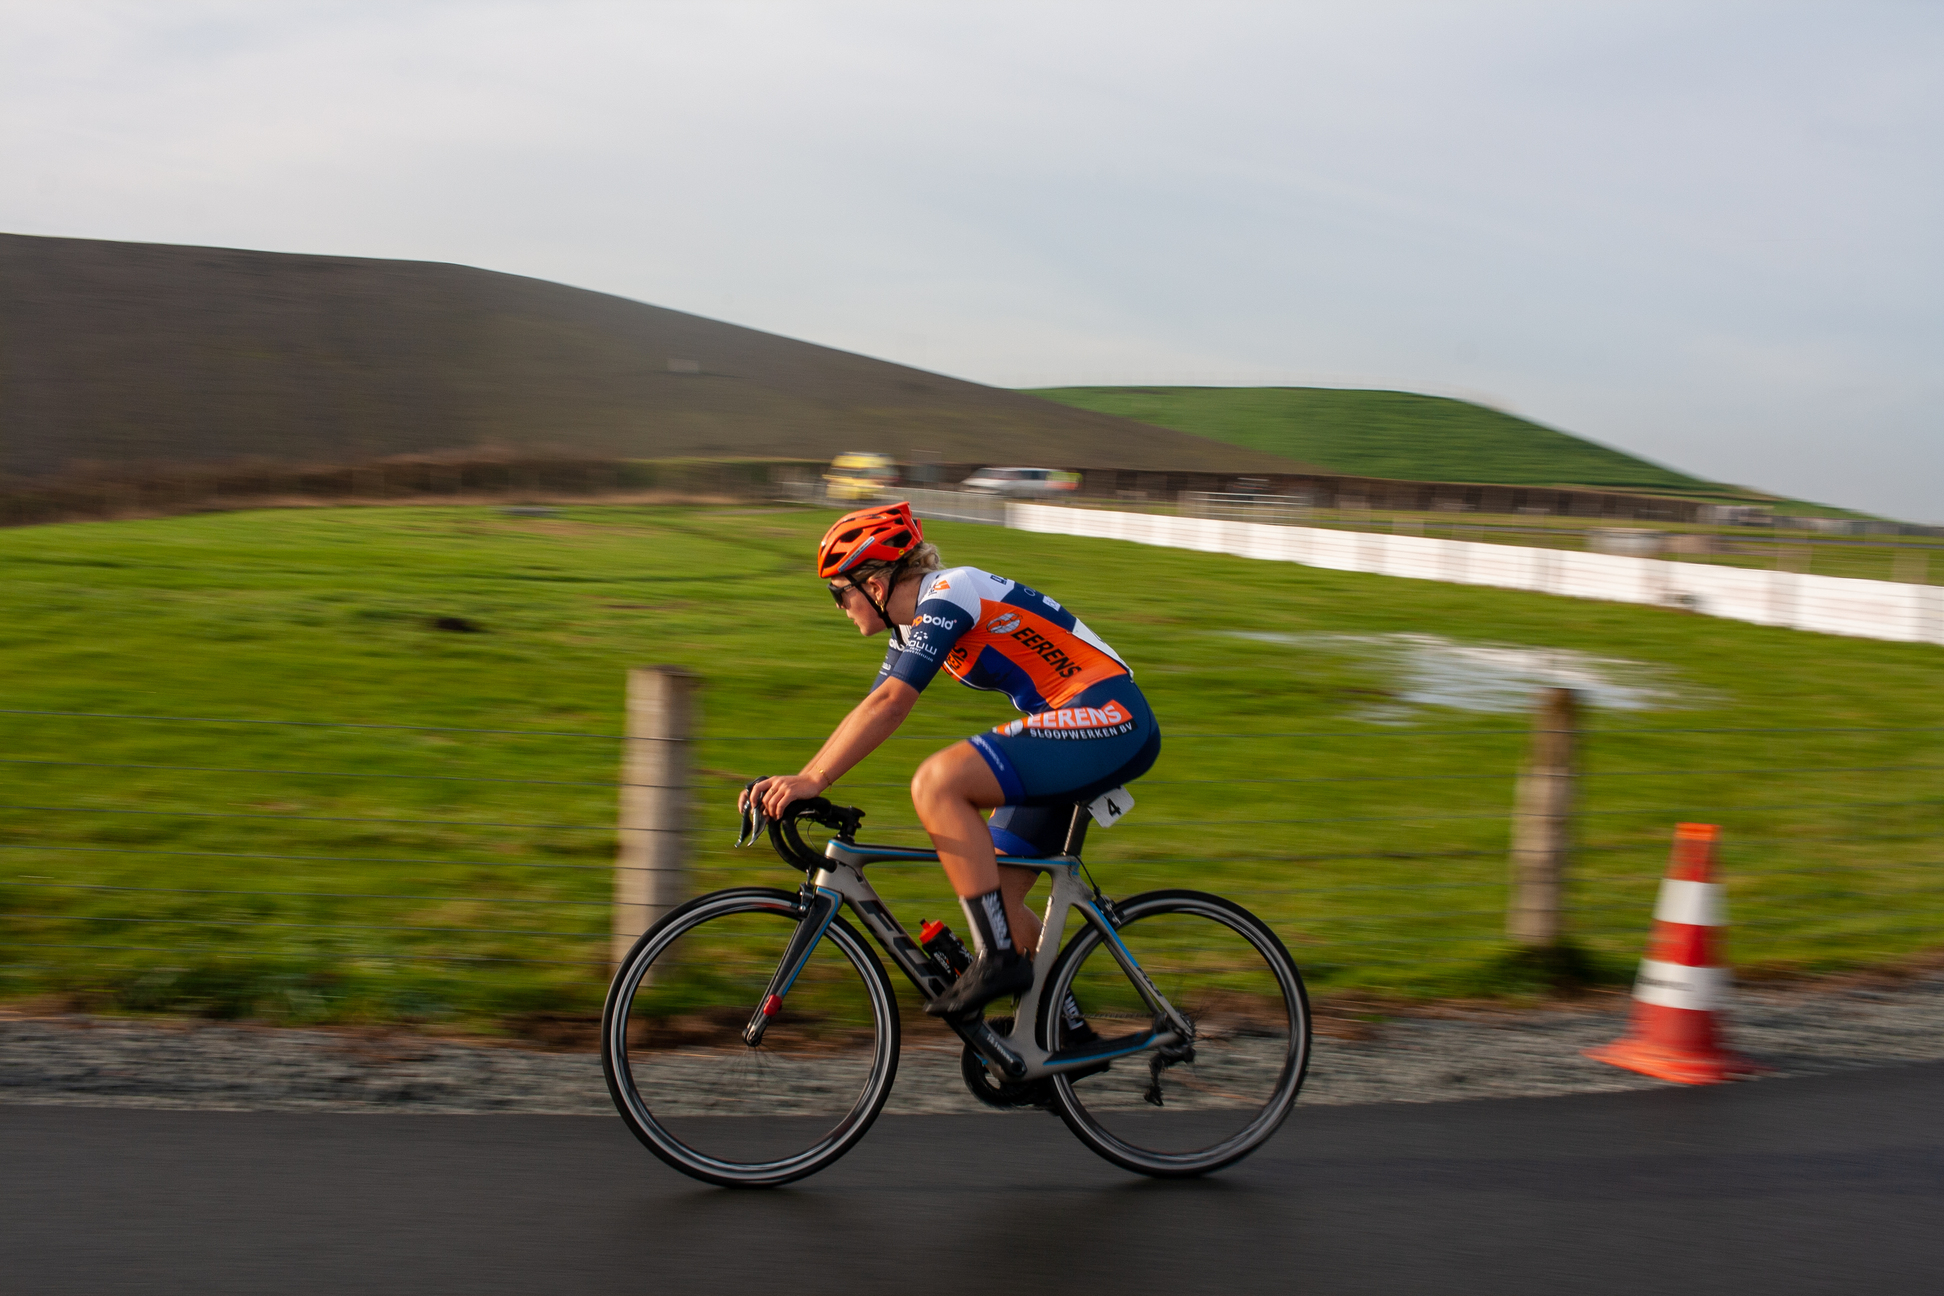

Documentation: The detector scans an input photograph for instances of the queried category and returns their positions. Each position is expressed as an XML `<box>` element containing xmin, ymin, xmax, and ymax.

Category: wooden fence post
<box><xmin>1508</xmin><ymin>686</ymin><xmax>1578</xmax><ymax>946</ymax></box>
<box><xmin>612</xmin><ymin>666</ymin><xmax>698</xmax><ymax>970</ymax></box>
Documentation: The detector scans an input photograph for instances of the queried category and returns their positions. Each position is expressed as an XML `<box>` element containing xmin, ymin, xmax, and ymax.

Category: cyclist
<box><xmin>743</xmin><ymin>502</ymin><xmax>1160</xmax><ymax>1018</ymax></box>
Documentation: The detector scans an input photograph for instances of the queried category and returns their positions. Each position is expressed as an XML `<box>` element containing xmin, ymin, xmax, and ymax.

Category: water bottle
<box><xmin>918</xmin><ymin>919</ymin><xmax>972</xmax><ymax>980</ymax></box>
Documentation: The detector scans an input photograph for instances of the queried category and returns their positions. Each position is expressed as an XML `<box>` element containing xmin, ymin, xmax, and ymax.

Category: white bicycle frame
<box><xmin>746</xmin><ymin>836</ymin><xmax>1195</xmax><ymax>1083</ymax></box>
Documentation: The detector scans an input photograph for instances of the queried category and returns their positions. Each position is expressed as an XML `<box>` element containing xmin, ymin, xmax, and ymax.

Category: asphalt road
<box><xmin>6</xmin><ymin>1062</ymin><xmax>1940</xmax><ymax>1295</ymax></box>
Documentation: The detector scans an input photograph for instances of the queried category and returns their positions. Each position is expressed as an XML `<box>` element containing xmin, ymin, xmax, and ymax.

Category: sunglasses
<box><xmin>828</xmin><ymin>582</ymin><xmax>857</xmax><ymax>608</ymax></box>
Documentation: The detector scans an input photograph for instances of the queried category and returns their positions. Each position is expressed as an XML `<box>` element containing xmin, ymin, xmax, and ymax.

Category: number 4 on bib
<box><xmin>1087</xmin><ymin>786</ymin><xmax>1135</xmax><ymax>828</ymax></box>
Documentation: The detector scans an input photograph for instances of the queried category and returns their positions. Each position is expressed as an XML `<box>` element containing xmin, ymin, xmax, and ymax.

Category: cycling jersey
<box><xmin>873</xmin><ymin>566</ymin><xmax>1131</xmax><ymax>712</ymax></box>
<box><xmin>872</xmin><ymin>566</ymin><xmax>1158</xmax><ymax>809</ymax></box>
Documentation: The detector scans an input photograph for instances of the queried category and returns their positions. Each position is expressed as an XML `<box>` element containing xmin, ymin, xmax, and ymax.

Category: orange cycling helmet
<box><xmin>816</xmin><ymin>502</ymin><xmax>923</xmax><ymax>579</ymax></box>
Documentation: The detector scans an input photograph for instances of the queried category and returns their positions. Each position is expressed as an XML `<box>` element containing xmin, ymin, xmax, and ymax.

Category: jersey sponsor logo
<box><xmin>992</xmin><ymin>699</ymin><xmax>1132</xmax><ymax>738</ymax></box>
<box><xmin>915</xmin><ymin>612</ymin><xmax>958</xmax><ymax>629</ymax></box>
<box><xmin>1010</xmin><ymin>624</ymin><xmax>1086</xmax><ymax>678</ymax></box>
<box><xmin>986</xmin><ymin>612</ymin><xmax>1022</xmax><ymax>635</ymax></box>
<box><xmin>931</xmin><ymin>578</ymin><xmax>951</xmax><ymax>591</ymax></box>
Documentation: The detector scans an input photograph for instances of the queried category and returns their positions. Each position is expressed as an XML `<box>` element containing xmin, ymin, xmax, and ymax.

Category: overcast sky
<box><xmin>4</xmin><ymin>2</ymin><xmax>1939</xmax><ymax>519</ymax></box>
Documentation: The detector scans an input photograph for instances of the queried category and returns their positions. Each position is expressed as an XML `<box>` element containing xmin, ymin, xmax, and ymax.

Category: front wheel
<box><xmin>601</xmin><ymin>886</ymin><xmax>900</xmax><ymax>1188</ymax></box>
<box><xmin>1039</xmin><ymin>889</ymin><xmax>1311</xmax><ymax>1177</ymax></box>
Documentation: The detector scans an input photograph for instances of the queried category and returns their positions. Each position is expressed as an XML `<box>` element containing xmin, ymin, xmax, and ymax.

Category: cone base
<box><xmin>1585</xmin><ymin>1036</ymin><xmax>1763</xmax><ymax>1086</ymax></box>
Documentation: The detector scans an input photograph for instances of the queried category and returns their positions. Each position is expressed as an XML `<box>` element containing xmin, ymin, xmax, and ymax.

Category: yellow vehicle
<box><xmin>823</xmin><ymin>452</ymin><xmax>898</xmax><ymax>501</ymax></box>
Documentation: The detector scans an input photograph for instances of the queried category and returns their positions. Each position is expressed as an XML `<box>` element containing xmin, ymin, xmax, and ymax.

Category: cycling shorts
<box><xmin>967</xmin><ymin>679</ymin><xmax>1160</xmax><ymax>816</ymax></box>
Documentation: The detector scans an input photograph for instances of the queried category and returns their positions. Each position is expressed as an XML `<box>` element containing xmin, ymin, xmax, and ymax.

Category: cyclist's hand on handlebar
<box><xmin>751</xmin><ymin>773</ymin><xmax>827</xmax><ymax>820</ymax></box>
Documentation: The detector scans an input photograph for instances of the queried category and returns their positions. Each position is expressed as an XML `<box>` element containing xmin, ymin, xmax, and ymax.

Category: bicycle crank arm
<box><xmin>742</xmin><ymin>886</ymin><xmax>841</xmax><ymax>1046</ymax></box>
<box><xmin>954</xmin><ymin>1018</ymin><xmax>1028</xmax><ymax>1080</ymax></box>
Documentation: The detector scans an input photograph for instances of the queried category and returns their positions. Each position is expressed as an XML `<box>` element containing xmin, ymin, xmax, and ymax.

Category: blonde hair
<box><xmin>847</xmin><ymin>541</ymin><xmax>943</xmax><ymax>589</ymax></box>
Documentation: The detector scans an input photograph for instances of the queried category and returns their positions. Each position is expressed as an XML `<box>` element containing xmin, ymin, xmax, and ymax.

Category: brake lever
<box><xmin>734</xmin><ymin>778</ymin><xmax>772</xmax><ymax>847</ymax></box>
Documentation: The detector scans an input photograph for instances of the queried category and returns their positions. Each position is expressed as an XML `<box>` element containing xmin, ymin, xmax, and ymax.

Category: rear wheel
<box><xmin>601</xmin><ymin>886</ymin><xmax>900</xmax><ymax>1187</ymax></box>
<box><xmin>1039</xmin><ymin>889</ymin><xmax>1310</xmax><ymax>1177</ymax></box>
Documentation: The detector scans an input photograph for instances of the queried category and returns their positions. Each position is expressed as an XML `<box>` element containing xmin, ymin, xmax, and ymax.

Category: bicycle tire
<box><xmin>601</xmin><ymin>886</ymin><xmax>900</xmax><ymax>1188</ymax></box>
<box><xmin>1039</xmin><ymin>888</ymin><xmax>1310</xmax><ymax>1178</ymax></box>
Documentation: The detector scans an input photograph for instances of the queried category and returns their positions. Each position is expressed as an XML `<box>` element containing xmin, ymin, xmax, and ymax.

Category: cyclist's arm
<box><xmin>755</xmin><ymin>680</ymin><xmax>917</xmax><ymax>817</ymax></box>
<box><xmin>754</xmin><ymin>590</ymin><xmax>970</xmax><ymax>817</ymax></box>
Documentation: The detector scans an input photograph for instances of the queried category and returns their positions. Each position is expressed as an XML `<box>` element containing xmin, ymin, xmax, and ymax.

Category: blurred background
<box><xmin>0</xmin><ymin>1</ymin><xmax>1938</xmax><ymax>1047</ymax></box>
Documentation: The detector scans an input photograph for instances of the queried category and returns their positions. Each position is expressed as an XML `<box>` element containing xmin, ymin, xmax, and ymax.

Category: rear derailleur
<box><xmin>1142</xmin><ymin>1041</ymin><xmax>1196</xmax><ymax>1108</ymax></box>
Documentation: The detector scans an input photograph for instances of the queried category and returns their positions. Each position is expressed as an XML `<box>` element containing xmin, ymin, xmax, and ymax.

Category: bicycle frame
<box><xmin>743</xmin><ymin>836</ymin><xmax>1195</xmax><ymax>1084</ymax></box>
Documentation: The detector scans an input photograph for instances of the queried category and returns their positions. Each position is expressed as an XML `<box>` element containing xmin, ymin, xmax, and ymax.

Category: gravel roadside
<box><xmin>5</xmin><ymin>972</ymin><xmax>1940</xmax><ymax>1117</ymax></box>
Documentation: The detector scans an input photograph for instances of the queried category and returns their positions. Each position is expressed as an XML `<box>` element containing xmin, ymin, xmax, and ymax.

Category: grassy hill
<box><xmin>0</xmin><ymin>234</ymin><xmax>1308</xmax><ymax>478</ymax></box>
<box><xmin>1028</xmin><ymin>386</ymin><xmax>1722</xmax><ymax>493</ymax></box>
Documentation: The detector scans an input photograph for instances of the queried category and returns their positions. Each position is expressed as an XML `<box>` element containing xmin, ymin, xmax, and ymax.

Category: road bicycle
<box><xmin>600</xmin><ymin>795</ymin><xmax>1311</xmax><ymax>1187</ymax></box>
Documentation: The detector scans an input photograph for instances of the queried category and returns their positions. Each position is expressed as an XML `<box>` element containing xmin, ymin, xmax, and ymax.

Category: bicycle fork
<box><xmin>741</xmin><ymin>886</ymin><xmax>842</xmax><ymax>1047</ymax></box>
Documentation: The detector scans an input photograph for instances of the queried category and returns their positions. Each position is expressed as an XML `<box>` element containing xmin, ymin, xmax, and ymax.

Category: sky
<box><xmin>3</xmin><ymin>2</ymin><xmax>1939</xmax><ymax>519</ymax></box>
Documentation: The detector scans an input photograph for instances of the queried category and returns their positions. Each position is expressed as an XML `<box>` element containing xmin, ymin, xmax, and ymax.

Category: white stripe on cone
<box><xmin>1632</xmin><ymin>960</ymin><xmax>1731</xmax><ymax>1012</ymax></box>
<box><xmin>1652</xmin><ymin>879</ymin><xmax>1726</xmax><ymax>928</ymax></box>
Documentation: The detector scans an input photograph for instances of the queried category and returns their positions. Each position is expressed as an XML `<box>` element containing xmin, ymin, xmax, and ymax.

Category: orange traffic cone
<box><xmin>1586</xmin><ymin>823</ymin><xmax>1762</xmax><ymax>1084</ymax></box>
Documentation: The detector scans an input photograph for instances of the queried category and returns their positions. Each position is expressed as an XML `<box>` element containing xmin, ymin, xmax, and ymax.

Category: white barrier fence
<box><xmin>1007</xmin><ymin>504</ymin><xmax>1944</xmax><ymax>647</ymax></box>
<box><xmin>901</xmin><ymin>487</ymin><xmax>1010</xmax><ymax>526</ymax></box>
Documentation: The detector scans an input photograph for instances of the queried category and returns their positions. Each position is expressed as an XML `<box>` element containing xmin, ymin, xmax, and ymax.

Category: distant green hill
<box><xmin>1026</xmin><ymin>386</ymin><xmax>1718</xmax><ymax>494</ymax></box>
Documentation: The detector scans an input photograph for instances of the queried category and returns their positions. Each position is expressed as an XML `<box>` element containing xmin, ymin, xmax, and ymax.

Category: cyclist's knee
<box><xmin>911</xmin><ymin>744</ymin><xmax>986</xmax><ymax>810</ymax></box>
<box><xmin>909</xmin><ymin>751</ymin><xmax>950</xmax><ymax>808</ymax></box>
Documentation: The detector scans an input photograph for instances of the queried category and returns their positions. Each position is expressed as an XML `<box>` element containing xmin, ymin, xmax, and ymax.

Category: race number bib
<box><xmin>1087</xmin><ymin>786</ymin><xmax>1135</xmax><ymax>828</ymax></box>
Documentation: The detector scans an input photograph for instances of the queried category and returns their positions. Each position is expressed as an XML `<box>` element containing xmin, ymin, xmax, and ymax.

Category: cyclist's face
<box><xmin>829</xmin><ymin>578</ymin><xmax>889</xmax><ymax>635</ymax></box>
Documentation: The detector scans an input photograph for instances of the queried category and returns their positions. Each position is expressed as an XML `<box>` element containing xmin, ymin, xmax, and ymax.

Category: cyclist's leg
<box><xmin>908</xmin><ymin>750</ymin><xmax>1054</xmax><ymax>953</ymax></box>
<box><xmin>908</xmin><ymin>740</ymin><xmax>1006</xmax><ymax>898</ymax></box>
<box><xmin>915</xmin><ymin>683</ymin><xmax>1161</xmax><ymax>1016</ymax></box>
<box><xmin>997</xmin><ymin>865</ymin><xmax>1042</xmax><ymax>955</ymax></box>
<box><xmin>909</xmin><ymin>743</ymin><xmax>1035</xmax><ymax>1015</ymax></box>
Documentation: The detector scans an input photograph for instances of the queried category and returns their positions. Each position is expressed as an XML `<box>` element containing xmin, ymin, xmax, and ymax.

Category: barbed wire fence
<box><xmin>1</xmin><ymin>691</ymin><xmax>1939</xmax><ymax>1025</ymax></box>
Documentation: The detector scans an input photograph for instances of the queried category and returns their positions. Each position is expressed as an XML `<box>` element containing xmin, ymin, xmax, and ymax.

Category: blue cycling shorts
<box><xmin>967</xmin><ymin>679</ymin><xmax>1160</xmax><ymax>818</ymax></box>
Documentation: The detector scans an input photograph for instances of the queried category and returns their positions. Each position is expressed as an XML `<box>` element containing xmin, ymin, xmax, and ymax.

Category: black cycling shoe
<box><xmin>925</xmin><ymin>949</ymin><xmax>1034</xmax><ymax>1018</ymax></box>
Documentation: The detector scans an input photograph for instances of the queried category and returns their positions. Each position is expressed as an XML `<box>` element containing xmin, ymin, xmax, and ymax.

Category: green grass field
<box><xmin>1</xmin><ymin>504</ymin><xmax>1938</xmax><ymax>1032</ymax></box>
<box><xmin>1029</xmin><ymin>386</ymin><xmax>1732</xmax><ymax>494</ymax></box>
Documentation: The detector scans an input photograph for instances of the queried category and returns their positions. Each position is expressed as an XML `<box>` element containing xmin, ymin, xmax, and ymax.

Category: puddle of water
<box><xmin>1226</xmin><ymin>631</ymin><xmax>1696</xmax><ymax>714</ymax></box>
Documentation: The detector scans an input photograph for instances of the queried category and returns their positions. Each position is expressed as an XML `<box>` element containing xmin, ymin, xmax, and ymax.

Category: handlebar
<box><xmin>734</xmin><ymin>782</ymin><xmax>866</xmax><ymax>871</ymax></box>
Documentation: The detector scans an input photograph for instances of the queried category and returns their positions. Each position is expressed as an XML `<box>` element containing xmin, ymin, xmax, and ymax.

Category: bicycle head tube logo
<box><xmin>986</xmin><ymin>612</ymin><xmax>1022</xmax><ymax>635</ymax></box>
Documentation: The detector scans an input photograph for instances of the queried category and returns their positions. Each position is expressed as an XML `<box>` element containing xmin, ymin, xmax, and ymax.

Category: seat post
<box><xmin>1062</xmin><ymin>803</ymin><xmax>1091</xmax><ymax>857</ymax></box>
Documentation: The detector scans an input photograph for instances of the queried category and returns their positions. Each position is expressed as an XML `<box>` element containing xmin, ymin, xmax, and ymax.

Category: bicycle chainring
<box><xmin>959</xmin><ymin>1018</ymin><xmax>1053</xmax><ymax>1110</ymax></box>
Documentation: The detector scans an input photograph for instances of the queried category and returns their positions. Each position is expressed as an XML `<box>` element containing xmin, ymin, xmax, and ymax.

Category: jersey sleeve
<box><xmin>870</xmin><ymin>640</ymin><xmax>902</xmax><ymax>693</ymax></box>
<box><xmin>873</xmin><ymin>592</ymin><xmax>974</xmax><ymax>694</ymax></box>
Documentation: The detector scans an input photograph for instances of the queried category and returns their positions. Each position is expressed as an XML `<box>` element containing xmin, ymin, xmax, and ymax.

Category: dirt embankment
<box><xmin>1</xmin><ymin>233</ymin><xmax>1312</xmax><ymax>480</ymax></box>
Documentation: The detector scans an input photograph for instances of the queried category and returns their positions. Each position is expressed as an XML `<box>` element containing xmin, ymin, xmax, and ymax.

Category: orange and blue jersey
<box><xmin>873</xmin><ymin>565</ymin><xmax>1160</xmax><ymax>814</ymax></box>
<box><xmin>873</xmin><ymin>566</ymin><xmax>1130</xmax><ymax>712</ymax></box>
